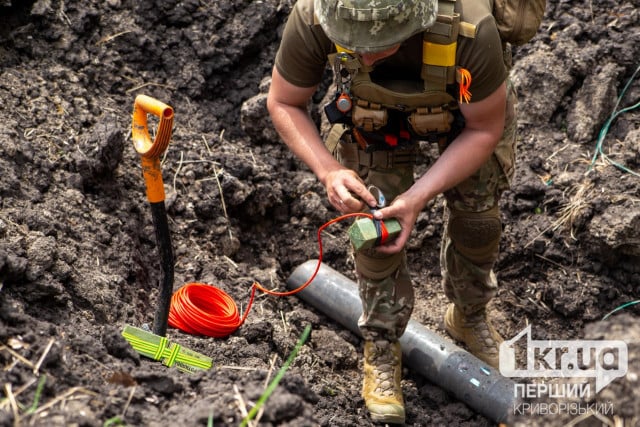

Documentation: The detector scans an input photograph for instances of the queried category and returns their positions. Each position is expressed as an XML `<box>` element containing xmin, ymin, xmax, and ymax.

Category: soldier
<box><xmin>267</xmin><ymin>0</ymin><xmax>517</xmax><ymax>423</ymax></box>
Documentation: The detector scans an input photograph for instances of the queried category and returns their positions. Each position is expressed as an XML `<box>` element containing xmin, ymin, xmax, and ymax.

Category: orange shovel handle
<box><xmin>131</xmin><ymin>95</ymin><xmax>174</xmax><ymax>203</ymax></box>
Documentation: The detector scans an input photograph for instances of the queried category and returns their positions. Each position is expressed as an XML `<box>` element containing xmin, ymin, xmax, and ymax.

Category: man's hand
<box><xmin>324</xmin><ymin>169</ymin><xmax>377</xmax><ymax>213</ymax></box>
<box><xmin>371</xmin><ymin>194</ymin><xmax>421</xmax><ymax>254</ymax></box>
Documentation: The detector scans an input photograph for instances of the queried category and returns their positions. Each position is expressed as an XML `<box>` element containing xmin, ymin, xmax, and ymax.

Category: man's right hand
<box><xmin>324</xmin><ymin>168</ymin><xmax>377</xmax><ymax>213</ymax></box>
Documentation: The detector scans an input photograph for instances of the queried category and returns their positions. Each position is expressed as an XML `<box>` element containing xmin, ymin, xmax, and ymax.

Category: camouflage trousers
<box><xmin>332</xmin><ymin>82</ymin><xmax>518</xmax><ymax>341</ymax></box>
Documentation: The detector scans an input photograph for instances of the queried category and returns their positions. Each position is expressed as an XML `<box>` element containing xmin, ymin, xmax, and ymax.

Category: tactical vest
<box><xmin>324</xmin><ymin>0</ymin><xmax>484</xmax><ymax>153</ymax></box>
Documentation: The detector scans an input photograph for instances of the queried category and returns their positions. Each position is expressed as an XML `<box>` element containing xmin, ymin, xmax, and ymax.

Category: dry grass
<box><xmin>1</xmin><ymin>341</ymin><xmax>98</xmax><ymax>426</ymax></box>
<box><xmin>551</xmin><ymin>179</ymin><xmax>595</xmax><ymax>240</ymax></box>
<box><xmin>232</xmin><ymin>354</ymin><xmax>277</xmax><ymax>426</ymax></box>
<box><xmin>526</xmin><ymin>179</ymin><xmax>595</xmax><ymax>247</ymax></box>
<box><xmin>96</xmin><ymin>30</ymin><xmax>133</xmax><ymax>46</ymax></box>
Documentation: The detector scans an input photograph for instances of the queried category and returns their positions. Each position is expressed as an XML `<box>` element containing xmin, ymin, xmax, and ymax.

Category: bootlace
<box><xmin>463</xmin><ymin>310</ymin><xmax>499</xmax><ymax>355</ymax></box>
<box><xmin>367</xmin><ymin>340</ymin><xmax>400</xmax><ymax>397</ymax></box>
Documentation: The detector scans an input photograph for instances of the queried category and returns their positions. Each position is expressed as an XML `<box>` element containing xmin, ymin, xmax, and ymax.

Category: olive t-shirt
<box><xmin>275</xmin><ymin>0</ymin><xmax>508</xmax><ymax>102</ymax></box>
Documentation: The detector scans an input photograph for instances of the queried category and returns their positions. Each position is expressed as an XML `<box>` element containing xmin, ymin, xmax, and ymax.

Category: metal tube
<box><xmin>286</xmin><ymin>260</ymin><xmax>518</xmax><ymax>423</ymax></box>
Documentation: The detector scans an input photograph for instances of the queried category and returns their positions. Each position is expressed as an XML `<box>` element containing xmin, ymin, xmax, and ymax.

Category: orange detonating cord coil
<box><xmin>168</xmin><ymin>284</ymin><xmax>241</xmax><ymax>337</ymax></box>
<box><xmin>168</xmin><ymin>212</ymin><xmax>376</xmax><ymax>337</ymax></box>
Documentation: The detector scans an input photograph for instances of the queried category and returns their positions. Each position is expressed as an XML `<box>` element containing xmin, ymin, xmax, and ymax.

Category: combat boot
<box><xmin>362</xmin><ymin>340</ymin><xmax>405</xmax><ymax>424</ymax></box>
<box><xmin>444</xmin><ymin>304</ymin><xmax>503</xmax><ymax>369</ymax></box>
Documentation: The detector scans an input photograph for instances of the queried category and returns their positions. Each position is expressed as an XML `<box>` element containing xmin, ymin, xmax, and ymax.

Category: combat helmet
<box><xmin>315</xmin><ymin>0</ymin><xmax>437</xmax><ymax>53</ymax></box>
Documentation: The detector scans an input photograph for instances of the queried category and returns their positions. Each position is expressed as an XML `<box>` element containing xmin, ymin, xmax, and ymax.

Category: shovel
<box><xmin>122</xmin><ymin>95</ymin><xmax>212</xmax><ymax>373</ymax></box>
<box><xmin>131</xmin><ymin>94</ymin><xmax>175</xmax><ymax>337</ymax></box>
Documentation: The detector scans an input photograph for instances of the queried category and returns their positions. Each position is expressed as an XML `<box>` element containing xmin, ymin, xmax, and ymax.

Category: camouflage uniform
<box><xmin>272</xmin><ymin>0</ymin><xmax>523</xmax><ymax>421</ymax></box>
<box><xmin>336</xmin><ymin>80</ymin><xmax>518</xmax><ymax>342</ymax></box>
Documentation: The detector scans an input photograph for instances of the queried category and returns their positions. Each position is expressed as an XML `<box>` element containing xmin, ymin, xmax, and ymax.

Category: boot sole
<box><xmin>367</xmin><ymin>402</ymin><xmax>405</xmax><ymax>424</ymax></box>
<box><xmin>370</xmin><ymin>412</ymin><xmax>405</xmax><ymax>424</ymax></box>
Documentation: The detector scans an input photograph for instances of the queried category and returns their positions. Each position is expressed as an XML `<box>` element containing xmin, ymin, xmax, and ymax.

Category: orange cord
<box><xmin>168</xmin><ymin>212</ymin><xmax>373</xmax><ymax>337</ymax></box>
<box><xmin>168</xmin><ymin>284</ymin><xmax>241</xmax><ymax>337</ymax></box>
<box><xmin>458</xmin><ymin>67</ymin><xmax>472</xmax><ymax>104</ymax></box>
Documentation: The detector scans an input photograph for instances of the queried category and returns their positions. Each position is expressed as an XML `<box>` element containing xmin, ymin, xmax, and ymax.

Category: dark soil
<box><xmin>1</xmin><ymin>0</ymin><xmax>639</xmax><ymax>426</ymax></box>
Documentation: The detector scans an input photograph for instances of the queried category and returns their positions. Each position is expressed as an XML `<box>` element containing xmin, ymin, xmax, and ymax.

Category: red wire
<box><xmin>168</xmin><ymin>212</ymin><xmax>372</xmax><ymax>337</ymax></box>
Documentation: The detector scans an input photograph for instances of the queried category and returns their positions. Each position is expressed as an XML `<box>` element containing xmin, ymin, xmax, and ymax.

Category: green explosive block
<box><xmin>122</xmin><ymin>325</ymin><xmax>213</xmax><ymax>373</ymax></box>
<box><xmin>348</xmin><ymin>217</ymin><xmax>401</xmax><ymax>251</ymax></box>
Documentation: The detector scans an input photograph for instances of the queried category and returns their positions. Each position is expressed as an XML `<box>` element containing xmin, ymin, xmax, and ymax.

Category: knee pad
<box><xmin>447</xmin><ymin>205</ymin><xmax>501</xmax><ymax>265</ymax></box>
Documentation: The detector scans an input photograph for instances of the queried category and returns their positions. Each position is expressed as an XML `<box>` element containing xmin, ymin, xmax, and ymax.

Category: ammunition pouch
<box><xmin>408</xmin><ymin>106</ymin><xmax>454</xmax><ymax>136</ymax></box>
<box><xmin>352</xmin><ymin>101</ymin><xmax>388</xmax><ymax>132</ymax></box>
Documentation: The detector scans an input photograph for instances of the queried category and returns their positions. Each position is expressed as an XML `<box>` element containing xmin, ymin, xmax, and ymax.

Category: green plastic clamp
<box><xmin>122</xmin><ymin>325</ymin><xmax>213</xmax><ymax>373</ymax></box>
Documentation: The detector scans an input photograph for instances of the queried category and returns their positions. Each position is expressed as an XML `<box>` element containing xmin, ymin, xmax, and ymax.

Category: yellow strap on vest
<box><xmin>421</xmin><ymin>0</ymin><xmax>460</xmax><ymax>91</ymax></box>
<box><xmin>422</xmin><ymin>41</ymin><xmax>457</xmax><ymax>67</ymax></box>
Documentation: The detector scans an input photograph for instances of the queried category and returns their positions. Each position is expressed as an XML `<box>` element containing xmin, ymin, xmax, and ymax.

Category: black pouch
<box><xmin>324</xmin><ymin>92</ymin><xmax>352</xmax><ymax>125</ymax></box>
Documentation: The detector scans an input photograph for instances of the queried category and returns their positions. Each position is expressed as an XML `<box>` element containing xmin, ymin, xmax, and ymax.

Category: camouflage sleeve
<box><xmin>456</xmin><ymin>15</ymin><xmax>508</xmax><ymax>102</ymax></box>
<box><xmin>274</xmin><ymin>0</ymin><xmax>333</xmax><ymax>88</ymax></box>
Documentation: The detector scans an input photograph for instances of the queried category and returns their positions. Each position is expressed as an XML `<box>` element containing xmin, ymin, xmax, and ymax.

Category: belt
<box><xmin>357</xmin><ymin>148</ymin><xmax>416</xmax><ymax>169</ymax></box>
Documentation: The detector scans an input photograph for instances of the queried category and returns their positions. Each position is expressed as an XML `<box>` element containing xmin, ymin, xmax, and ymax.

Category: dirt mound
<box><xmin>1</xmin><ymin>0</ymin><xmax>638</xmax><ymax>426</ymax></box>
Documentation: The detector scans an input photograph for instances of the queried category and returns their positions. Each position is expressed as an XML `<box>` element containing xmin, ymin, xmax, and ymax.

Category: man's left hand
<box><xmin>371</xmin><ymin>195</ymin><xmax>420</xmax><ymax>254</ymax></box>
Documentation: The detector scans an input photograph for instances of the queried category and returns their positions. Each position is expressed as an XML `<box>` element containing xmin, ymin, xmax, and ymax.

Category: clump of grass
<box><xmin>551</xmin><ymin>179</ymin><xmax>595</xmax><ymax>239</ymax></box>
<box><xmin>240</xmin><ymin>324</ymin><xmax>312</xmax><ymax>427</ymax></box>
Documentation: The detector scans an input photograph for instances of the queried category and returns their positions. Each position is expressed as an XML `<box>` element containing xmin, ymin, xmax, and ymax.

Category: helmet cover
<box><xmin>315</xmin><ymin>0</ymin><xmax>438</xmax><ymax>53</ymax></box>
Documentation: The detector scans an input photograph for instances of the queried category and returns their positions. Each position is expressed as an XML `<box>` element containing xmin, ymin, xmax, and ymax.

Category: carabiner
<box><xmin>368</xmin><ymin>185</ymin><xmax>386</xmax><ymax>209</ymax></box>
